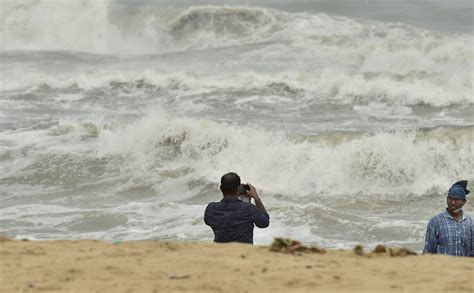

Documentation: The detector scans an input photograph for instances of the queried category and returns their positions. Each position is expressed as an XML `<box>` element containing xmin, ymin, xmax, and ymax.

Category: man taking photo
<box><xmin>204</xmin><ymin>172</ymin><xmax>270</xmax><ymax>244</ymax></box>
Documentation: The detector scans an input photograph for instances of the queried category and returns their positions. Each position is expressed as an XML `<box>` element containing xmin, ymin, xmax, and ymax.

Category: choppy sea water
<box><xmin>0</xmin><ymin>0</ymin><xmax>473</xmax><ymax>251</ymax></box>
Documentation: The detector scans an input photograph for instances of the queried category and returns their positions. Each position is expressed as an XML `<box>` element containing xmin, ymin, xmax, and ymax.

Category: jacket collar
<box><xmin>443</xmin><ymin>209</ymin><xmax>466</xmax><ymax>220</ymax></box>
<box><xmin>221</xmin><ymin>197</ymin><xmax>241</xmax><ymax>203</ymax></box>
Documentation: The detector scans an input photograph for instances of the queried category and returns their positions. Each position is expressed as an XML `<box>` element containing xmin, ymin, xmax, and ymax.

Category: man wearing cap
<box><xmin>423</xmin><ymin>180</ymin><xmax>473</xmax><ymax>256</ymax></box>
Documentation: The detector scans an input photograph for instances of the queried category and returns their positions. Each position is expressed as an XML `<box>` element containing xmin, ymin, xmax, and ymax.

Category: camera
<box><xmin>238</xmin><ymin>184</ymin><xmax>251</xmax><ymax>203</ymax></box>
<box><xmin>238</xmin><ymin>184</ymin><xmax>250</xmax><ymax>194</ymax></box>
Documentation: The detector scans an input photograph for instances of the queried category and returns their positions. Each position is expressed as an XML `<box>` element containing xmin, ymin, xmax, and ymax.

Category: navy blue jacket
<box><xmin>204</xmin><ymin>197</ymin><xmax>270</xmax><ymax>244</ymax></box>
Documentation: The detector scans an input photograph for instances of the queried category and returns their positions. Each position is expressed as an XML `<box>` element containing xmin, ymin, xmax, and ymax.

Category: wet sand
<box><xmin>1</xmin><ymin>238</ymin><xmax>473</xmax><ymax>292</ymax></box>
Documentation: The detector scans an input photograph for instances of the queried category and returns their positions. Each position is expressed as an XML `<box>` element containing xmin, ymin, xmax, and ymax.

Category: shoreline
<box><xmin>1</xmin><ymin>238</ymin><xmax>473</xmax><ymax>292</ymax></box>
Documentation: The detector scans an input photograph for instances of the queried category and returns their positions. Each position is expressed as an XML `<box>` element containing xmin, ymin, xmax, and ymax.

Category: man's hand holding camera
<box><xmin>245</xmin><ymin>184</ymin><xmax>259</xmax><ymax>199</ymax></box>
<box><xmin>245</xmin><ymin>183</ymin><xmax>268</xmax><ymax>214</ymax></box>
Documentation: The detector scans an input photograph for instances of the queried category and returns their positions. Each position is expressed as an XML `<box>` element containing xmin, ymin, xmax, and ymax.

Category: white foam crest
<box><xmin>321</xmin><ymin>71</ymin><xmax>471</xmax><ymax>107</ymax></box>
<box><xmin>2</xmin><ymin>68</ymin><xmax>470</xmax><ymax>107</ymax></box>
<box><xmin>0</xmin><ymin>119</ymin><xmax>100</xmax><ymax>150</ymax></box>
<box><xmin>0</xmin><ymin>3</ymin><xmax>284</xmax><ymax>54</ymax></box>
<box><xmin>0</xmin><ymin>116</ymin><xmax>106</xmax><ymax>184</ymax></box>
<box><xmin>1</xmin><ymin>0</ymin><xmax>109</xmax><ymax>53</ymax></box>
<box><xmin>0</xmin><ymin>204</ymin><xmax>81</xmax><ymax>219</ymax></box>
<box><xmin>0</xmin><ymin>127</ymin><xmax>54</xmax><ymax>178</ymax></box>
<box><xmin>0</xmin><ymin>69</ymin><xmax>259</xmax><ymax>92</ymax></box>
<box><xmin>97</xmin><ymin>108</ymin><xmax>474</xmax><ymax>200</ymax></box>
<box><xmin>2</xmin><ymin>2</ymin><xmax>472</xmax><ymax>62</ymax></box>
<box><xmin>282</xmin><ymin>12</ymin><xmax>473</xmax><ymax>71</ymax></box>
<box><xmin>272</xmin><ymin>13</ymin><xmax>473</xmax><ymax>104</ymax></box>
<box><xmin>307</xmin><ymin>131</ymin><xmax>473</xmax><ymax>198</ymax></box>
<box><xmin>166</xmin><ymin>5</ymin><xmax>284</xmax><ymax>50</ymax></box>
<box><xmin>0</xmin><ymin>0</ymin><xmax>173</xmax><ymax>55</ymax></box>
<box><xmin>0</xmin><ymin>69</ymin><xmax>187</xmax><ymax>92</ymax></box>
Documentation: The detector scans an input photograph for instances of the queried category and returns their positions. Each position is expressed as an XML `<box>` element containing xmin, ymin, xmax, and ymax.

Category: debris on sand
<box><xmin>269</xmin><ymin>238</ymin><xmax>326</xmax><ymax>254</ymax></box>
<box><xmin>371</xmin><ymin>245</ymin><xmax>417</xmax><ymax>257</ymax></box>
<box><xmin>373</xmin><ymin>245</ymin><xmax>388</xmax><ymax>254</ymax></box>
<box><xmin>353</xmin><ymin>245</ymin><xmax>365</xmax><ymax>256</ymax></box>
<box><xmin>388</xmin><ymin>247</ymin><xmax>417</xmax><ymax>257</ymax></box>
<box><xmin>353</xmin><ymin>244</ymin><xmax>417</xmax><ymax>257</ymax></box>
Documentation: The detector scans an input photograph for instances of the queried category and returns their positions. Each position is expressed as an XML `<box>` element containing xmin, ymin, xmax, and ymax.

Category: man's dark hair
<box><xmin>220</xmin><ymin>172</ymin><xmax>241</xmax><ymax>194</ymax></box>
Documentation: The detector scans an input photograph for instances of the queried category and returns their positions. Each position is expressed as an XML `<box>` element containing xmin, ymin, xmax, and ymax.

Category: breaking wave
<box><xmin>96</xmin><ymin>109</ymin><xmax>474</xmax><ymax>200</ymax></box>
<box><xmin>2</xmin><ymin>69</ymin><xmax>471</xmax><ymax>107</ymax></box>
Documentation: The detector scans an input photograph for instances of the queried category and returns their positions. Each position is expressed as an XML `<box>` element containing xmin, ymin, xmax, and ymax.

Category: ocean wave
<box><xmin>2</xmin><ymin>3</ymin><xmax>472</xmax><ymax>108</ymax></box>
<box><xmin>2</xmin><ymin>1</ymin><xmax>472</xmax><ymax>57</ymax></box>
<box><xmin>1</xmin><ymin>109</ymin><xmax>472</xmax><ymax>246</ymax></box>
<box><xmin>97</xmin><ymin>109</ymin><xmax>474</xmax><ymax>200</ymax></box>
<box><xmin>3</xmin><ymin>106</ymin><xmax>469</xmax><ymax>201</ymax></box>
<box><xmin>2</xmin><ymin>69</ymin><xmax>471</xmax><ymax>107</ymax></box>
<box><xmin>1</xmin><ymin>0</ymin><xmax>109</xmax><ymax>53</ymax></box>
<box><xmin>167</xmin><ymin>6</ymin><xmax>284</xmax><ymax>49</ymax></box>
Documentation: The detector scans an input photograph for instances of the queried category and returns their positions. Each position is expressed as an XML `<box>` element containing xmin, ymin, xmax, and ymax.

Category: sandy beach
<box><xmin>1</xmin><ymin>237</ymin><xmax>473</xmax><ymax>293</ymax></box>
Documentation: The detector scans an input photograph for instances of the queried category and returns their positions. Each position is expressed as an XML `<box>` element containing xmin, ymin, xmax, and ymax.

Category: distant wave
<box><xmin>167</xmin><ymin>6</ymin><xmax>284</xmax><ymax>49</ymax></box>
<box><xmin>2</xmin><ymin>2</ymin><xmax>472</xmax><ymax>108</ymax></box>
<box><xmin>1</xmin><ymin>0</ymin><xmax>109</xmax><ymax>53</ymax></box>
<box><xmin>2</xmin><ymin>69</ymin><xmax>471</xmax><ymax>107</ymax></box>
<box><xmin>2</xmin><ymin>1</ymin><xmax>472</xmax><ymax>57</ymax></box>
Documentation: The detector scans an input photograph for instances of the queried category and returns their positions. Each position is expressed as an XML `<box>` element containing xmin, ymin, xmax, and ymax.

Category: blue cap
<box><xmin>448</xmin><ymin>180</ymin><xmax>470</xmax><ymax>199</ymax></box>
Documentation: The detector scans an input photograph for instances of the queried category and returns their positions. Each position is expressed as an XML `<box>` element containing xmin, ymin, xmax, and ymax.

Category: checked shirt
<box><xmin>423</xmin><ymin>210</ymin><xmax>473</xmax><ymax>256</ymax></box>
